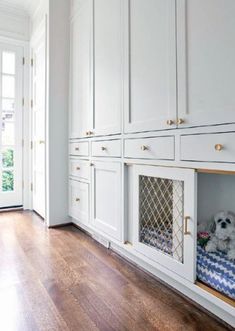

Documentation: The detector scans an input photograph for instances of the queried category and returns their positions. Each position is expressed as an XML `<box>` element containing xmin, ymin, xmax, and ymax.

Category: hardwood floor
<box><xmin>0</xmin><ymin>211</ymin><xmax>232</xmax><ymax>331</ymax></box>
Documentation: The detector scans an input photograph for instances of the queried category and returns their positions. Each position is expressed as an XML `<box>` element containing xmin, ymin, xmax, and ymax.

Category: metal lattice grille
<box><xmin>139</xmin><ymin>175</ymin><xmax>184</xmax><ymax>263</ymax></box>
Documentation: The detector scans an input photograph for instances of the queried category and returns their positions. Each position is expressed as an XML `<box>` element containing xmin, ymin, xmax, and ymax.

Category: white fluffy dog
<box><xmin>205</xmin><ymin>211</ymin><xmax>235</xmax><ymax>260</ymax></box>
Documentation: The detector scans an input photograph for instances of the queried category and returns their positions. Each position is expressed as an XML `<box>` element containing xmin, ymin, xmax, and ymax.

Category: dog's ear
<box><xmin>210</xmin><ymin>220</ymin><xmax>216</xmax><ymax>233</ymax></box>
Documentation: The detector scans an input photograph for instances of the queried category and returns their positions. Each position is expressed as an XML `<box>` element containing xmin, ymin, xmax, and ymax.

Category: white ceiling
<box><xmin>0</xmin><ymin>0</ymin><xmax>39</xmax><ymax>16</ymax></box>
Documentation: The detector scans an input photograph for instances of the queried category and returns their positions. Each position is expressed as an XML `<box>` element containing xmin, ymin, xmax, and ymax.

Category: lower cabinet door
<box><xmin>91</xmin><ymin>161</ymin><xmax>122</xmax><ymax>241</ymax></box>
<box><xmin>69</xmin><ymin>180</ymin><xmax>89</xmax><ymax>225</ymax></box>
<box><xmin>132</xmin><ymin>165</ymin><xmax>197</xmax><ymax>282</ymax></box>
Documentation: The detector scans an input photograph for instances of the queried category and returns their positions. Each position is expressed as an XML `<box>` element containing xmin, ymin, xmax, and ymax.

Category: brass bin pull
<box><xmin>184</xmin><ymin>216</ymin><xmax>191</xmax><ymax>235</ymax></box>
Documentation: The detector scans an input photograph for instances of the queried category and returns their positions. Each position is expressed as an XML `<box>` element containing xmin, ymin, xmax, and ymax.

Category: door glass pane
<box><xmin>2</xmin><ymin>52</ymin><xmax>15</xmax><ymax>75</ymax></box>
<box><xmin>2</xmin><ymin>99</ymin><xmax>15</xmax><ymax>112</ymax></box>
<box><xmin>139</xmin><ymin>175</ymin><xmax>184</xmax><ymax>263</ymax></box>
<box><xmin>2</xmin><ymin>148</ymin><xmax>14</xmax><ymax>168</ymax></box>
<box><xmin>2</xmin><ymin>76</ymin><xmax>15</xmax><ymax>98</ymax></box>
<box><xmin>2</xmin><ymin>170</ymin><xmax>14</xmax><ymax>192</ymax></box>
<box><xmin>2</xmin><ymin>120</ymin><xmax>14</xmax><ymax>145</ymax></box>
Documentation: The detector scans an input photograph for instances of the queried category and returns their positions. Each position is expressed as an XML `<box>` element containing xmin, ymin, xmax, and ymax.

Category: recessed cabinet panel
<box><xmin>91</xmin><ymin>161</ymin><xmax>122</xmax><ymax>240</ymax></box>
<box><xmin>91</xmin><ymin>139</ymin><xmax>121</xmax><ymax>158</ymax></box>
<box><xmin>181</xmin><ymin>132</ymin><xmax>235</xmax><ymax>163</ymax></box>
<box><xmin>69</xmin><ymin>179</ymin><xmax>89</xmax><ymax>225</ymax></box>
<box><xmin>132</xmin><ymin>165</ymin><xmax>196</xmax><ymax>282</ymax></box>
<box><xmin>93</xmin><ymin>0</ymin><xmax>122</xmax><ymax>136</ymax></box>
<box><xmin>125</xmin><ymin>0</ymin><xmax>177</xmax><ymax>133</ymax></box>
<box><xmin>70</xmin><ymin>0</ymin><xmax>93</xmax><ymax>138</ymax></box>
<box><xmin>125</xmin><ymin>136</ymin><xmax>174</xmax><ymax>160</ymax></box>
<box><xmin>69</xmin><ymin>159</ymin><xmax>90</xmax><ymax>181</ymax></box>
<box><xmin>69</xmin><ymin>142</ymin><xmax>89</xmax><ymax>157</ymax></box>
<box><xmin>177</xmin><ymin>0</ymin><xmax>235</xmax><ymax>127</ymax></box>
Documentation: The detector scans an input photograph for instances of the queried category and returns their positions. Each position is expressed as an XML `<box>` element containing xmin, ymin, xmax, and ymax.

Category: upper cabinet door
<box><xmin>93</xmin><ymin>0</ymin><xmax>123</xmax><ymax>136</ymax></box>
<box><xmin>124</xmin><ymin>0</ymin><xmax>177</xmax><ymax>134</ymax></box>
<box><xmin>70</xmin><ymin>0</ymin><xmax>93</xmax><ymax>139</ymax></box>
<box><xmin>177</xmin><ymin>0</ymin><xmax>235</xmax><ymax>128</ymax></box>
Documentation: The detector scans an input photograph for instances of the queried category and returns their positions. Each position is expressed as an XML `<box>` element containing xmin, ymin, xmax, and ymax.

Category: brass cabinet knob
<box><xmin>141</xmin><ymin>145</ymin><xmax>148</xmax><ymax>151</ymax></box>
<box><xmin>75</xmin><ymin>147</ymin><xmax>79</xmax><ymax>151</ymax></box>
<box><xmin>184</xmin><ymin>216</ymin><xmax>191</xmax><ymax>235</ymax></box>
<box><xmin>215</xmin><ymin>144</ymin><xmax>223</xmax><ymax>151</ymax></box>
<box><xmin>101</xmin><ymin>146</ymin><xmax>106</xmax><ymax>151</ymax></box>
<box><xmin>76</xmin><ymin>167</ymin><xmax>80</xmax><ymax>171</ymax></box>
<box><xmin>177</xmin><ymin>118</ymin><xmax>184</xmax><ymax>125</ymax></box>
<box><xmin>76</xmin><ymin>198</ymin><xmax>80</xmax><ymax>202</ymax></box>
<box><xmin>85</xmin><ymin>131</ymin><xmax>89</xmax><ymax>136</ymax></box>
<box><xmin>90</xmin><ymin>163</ymin><xmax>94</xmax><ymax>167</ymax></box>
<box><xmin>166</xmin><ymin>119</ymin><xmax>174</xmax><ymax>126</ymax></box>
<box><xmin>88</xmin><ymin>131</ymin><xmax>93</xmax><ymax>136</ymax></box>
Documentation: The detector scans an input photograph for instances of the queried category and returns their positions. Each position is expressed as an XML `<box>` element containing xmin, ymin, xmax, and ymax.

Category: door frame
<box><xmin>0</xmin><ymin>36</ymin><xmax>30</xmax><ymax>211</ymax></box>
<box><xmin>132</xmin><ymin>164</ymin><xmax>197</xmax><ymax>282</ymax></box>
<box><xmin>30</xmin><ymin>16</ymin><xmax>47</xmax><ymax>219</ymax></box>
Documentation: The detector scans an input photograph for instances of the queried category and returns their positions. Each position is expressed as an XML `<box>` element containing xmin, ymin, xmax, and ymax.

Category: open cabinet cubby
<box><xmin>197</xmin><ymin>172</ymin><xmax>235</xmax><ymax>305</ymax></box>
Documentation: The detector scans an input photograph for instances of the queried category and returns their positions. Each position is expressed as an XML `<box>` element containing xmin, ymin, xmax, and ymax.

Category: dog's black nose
<box><xmin>221</xmin><ymin>222</ymin><xmax>227</xmax><ymax>229</ymax></box>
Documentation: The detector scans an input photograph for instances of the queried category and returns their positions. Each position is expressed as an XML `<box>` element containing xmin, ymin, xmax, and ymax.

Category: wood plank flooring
<box><xmin>0</xmin><ymin>211</ymin><xmax>232</xmax><ymax>331</ymax></box>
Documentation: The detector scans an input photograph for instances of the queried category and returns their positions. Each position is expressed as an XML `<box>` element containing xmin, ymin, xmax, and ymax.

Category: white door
<box><xmin>93</xmin><ymin>0</ymin><xmax>122</xmax><ymax>136</ymax></box>
<box><xmin>132</xmin><ymin>165</ymin><xmax>197</xmax><ymax>282</ymax></box>
<box><xmin>177</xmin><ymin>0</ymin><xmax>235</xmax><ymax>128</ymax></box>
<box><xmin>70</xmin><ymin>0</ymin><xmax>93</xmax><ymax>138</ymax></box>
<box><xmin>31</xmin><ymin>29</ymin><xmax>46</xmax><ymax>218</ymax></box>
<box><xmin>91</xmin><ymin>161</ymin><xmax>122</xmax><ymax>241</ymax></box>
<box><xmin>0</xmin><ymin>43</ymin><xmax>23</xmax><ymax>209</ymax></box>
<box><xmin>124</xmin><ymin>0</ymin><xmax>177</xmax><ymax>133</ymax></box>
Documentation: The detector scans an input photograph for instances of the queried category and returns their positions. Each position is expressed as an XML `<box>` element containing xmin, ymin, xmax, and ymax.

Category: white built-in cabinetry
<box><xmin>68</xmin><ymin>0</ymin><xmax>235</xmax><ymax>327</ymax></box>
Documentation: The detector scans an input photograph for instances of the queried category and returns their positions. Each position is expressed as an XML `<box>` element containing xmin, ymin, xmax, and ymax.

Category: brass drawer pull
<box><xmin>184</xmin><ymin>216</ymin><xmax>191</xmax><ymax>235</ymax></box>
<box><xmin>76</xmin><ymin>167</ymin><xmax>80</xmax><ymax>171</ymax></box>
<box><xmin>141</xmin><ymin>145</ymin><xmax>148</xmax><ymax>151</ymax></box>
<box><xmin>177</xmin><ymin>118</ymin><xmax>184</xmax><ymax>125</ymax></box>
<box><xmin>215</xmin><ymin>144</ymin><xmax>223</xmax><ymax>151</ymax></box>
<box><xmin>75</xmin><ymin>147</ymin><xmax>79</xmax><ymax>151</ymax></box>
<box><xmin>76</xmin><ymin>198</ymin><xmax>80</xmax><ymax>202</ymax></box>
<box><xmin>166</xmin><ymin>119</ymin><xmax>174</xmax><ymax>126</ymax></box>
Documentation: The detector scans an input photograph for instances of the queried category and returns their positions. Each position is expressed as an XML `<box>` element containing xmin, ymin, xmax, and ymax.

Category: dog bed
<box><xmin>197</xmin><ymin>245</ymin><xmax>235</xmax><ymax>300</ymax></box>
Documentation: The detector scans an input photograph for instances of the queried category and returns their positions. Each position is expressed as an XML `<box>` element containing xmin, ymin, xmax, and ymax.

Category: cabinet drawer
<box><xmin>91</xmin><ymin>139</ymin><xmax>121</xmax><ymax>158</ymax></box>
<box><xmin>69</xmin><ymin>159</ymin><xmax>90</xmax><ymax>181</ymax></box>
<box><xmin>69</xmin><ymin>142</ymin><xmax>89</xmax><ymax>156</ymax></box>
<box><xmin>69</xmin><ymin>180</ymin><xmax>89</xmax><ymax>225</ymax></box>
<box><xmin>181</xmin><ymin>132</ymin><xmax>235</xmax><ymax>163</ymax></box>
<box><xmin>124</xmin><ymin>136</ymin><xmax>174</xmax><ymax>160</ymax></box>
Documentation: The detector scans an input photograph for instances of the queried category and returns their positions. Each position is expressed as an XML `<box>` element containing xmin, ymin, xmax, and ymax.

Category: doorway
<box><xmin>0</xmin><ymin>43</ymin><xmax>23</xmax><ymax>209</ymax></box>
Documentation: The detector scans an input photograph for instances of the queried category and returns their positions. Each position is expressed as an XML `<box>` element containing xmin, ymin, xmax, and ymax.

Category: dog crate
<box><xmin>131</xmin><ymin>165</ymin><xmax>196</xmax><ymax>282</ymax></box>
<box><xmin>197</xmin><ymin>171</ymin><xmax>235</xmax><ymax>304</ymax></box>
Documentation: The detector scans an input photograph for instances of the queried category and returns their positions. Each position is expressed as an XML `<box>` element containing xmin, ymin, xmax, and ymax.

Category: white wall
<box><xmin>198</xmin><ymin>173</ymin><xmax>235</xmax><ymax>225</ymax></box>
<box><xmin>0</xmin><ymin>3</ymin><xmax>29</xmax><ymax>40</ymax></box>
<box><xmin>46</xmin><ymin>0</ymin><xmax>70</xmax><ymax>226</ymax></box>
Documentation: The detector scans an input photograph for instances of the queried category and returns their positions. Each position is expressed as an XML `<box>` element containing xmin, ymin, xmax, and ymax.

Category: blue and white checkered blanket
<box><xmin>197</xmin><ymin>245</ymin><xmax>235</xmax><ymax>300</ymax></box>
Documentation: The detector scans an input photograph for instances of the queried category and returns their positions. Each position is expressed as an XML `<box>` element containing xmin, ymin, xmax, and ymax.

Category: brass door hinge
<box><xmin>31</xmin><ymin>58</ymin><xmax>34</xmax><ymax>67</ymax></box>
<box><xmin>31</xmin><ymin>100</ymin><xmax>33</xmax><ymax>108</ymax></box>
<box><xmin>22</xmin><ymin>98</ymin><xmax>25</xmax><ymax>106</ymax></box>
<box><xmin>22</xmin><ymin>57</ymin><xmax>25</xmax><ymax>65</ymax></box>
<box><xmin>30</xmin><ymin>141</ymin><xmax>33</xmax><ymax>149</ymax></box>
<box><xmin>31</xmin><ymin>183</ymin><xmax>33</xmax><ymax>191</ymax></box>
